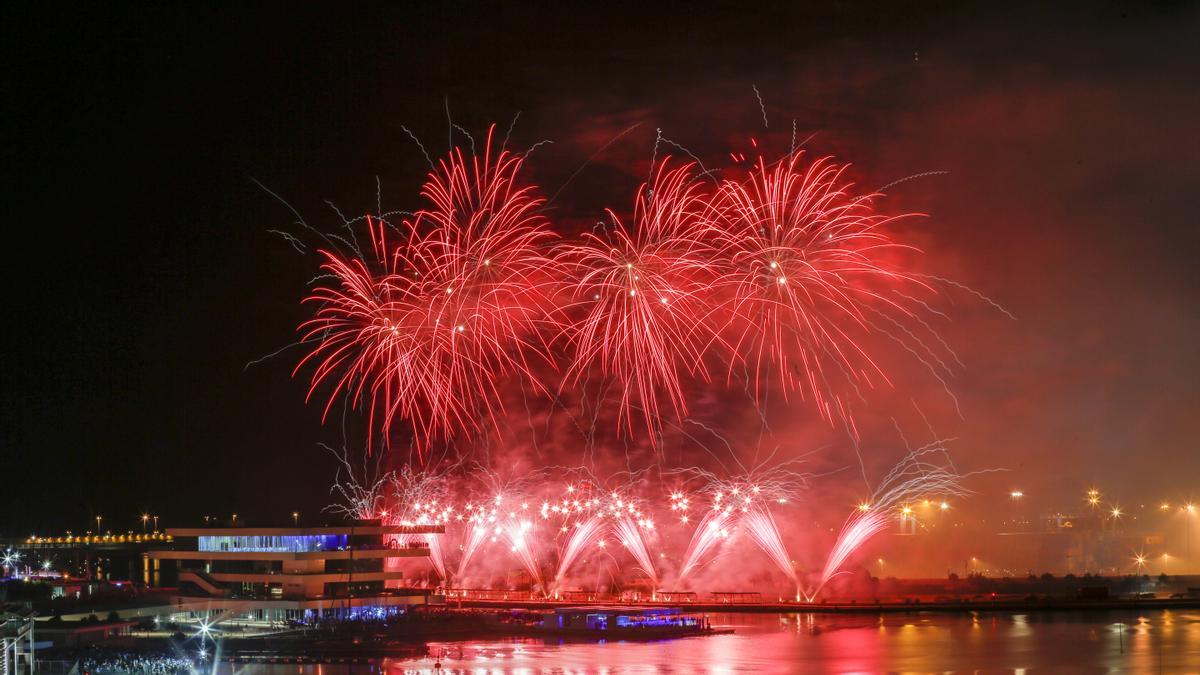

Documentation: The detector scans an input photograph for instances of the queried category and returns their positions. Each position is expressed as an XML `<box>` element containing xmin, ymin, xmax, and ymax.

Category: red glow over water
<box><xmin>215</xmin><ymin>610</ymin><xmax>1200</xmax><ymax>673</ymax></box>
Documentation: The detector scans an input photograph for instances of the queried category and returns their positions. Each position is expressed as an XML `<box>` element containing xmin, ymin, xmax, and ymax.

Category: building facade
<box><xmin>148</xmin><ymin>521</ymin><xmax>443</xmax><ymax>624</ymax></box>
<box><xmin>0</xmin><ymin>607</ymin><xmax>35</xmax><ymax>675</ymax></box>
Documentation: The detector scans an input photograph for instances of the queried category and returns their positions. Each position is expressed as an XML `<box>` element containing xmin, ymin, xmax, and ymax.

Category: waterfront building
<box><xmin>147</xmin><ymin>520</ymin><xmax>443</xmax><ymax>624</ymax></box>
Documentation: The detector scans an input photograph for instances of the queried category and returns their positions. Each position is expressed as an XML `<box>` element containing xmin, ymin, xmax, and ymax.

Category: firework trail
<box><xmin>711</xmin><ymin>151</ymin><xmax>928</xmax><ymax>435</ymax></box>
<box><xmin>324</xmin><ymin>445</ymin><xmax>393</xmax><ymax>521</ymax></box>
<box><xmin>537</xmin><ymin>471</ymin><xmax>665</xmax><ymax>593</ymax></box>
<box><xmin>296</xmin><ymin>126</ymin><xmax>561</xmax><ymax>458</ymax></box>
<box><xmin>436</xmin><ymin>465</ymin><xmax>550</xmax><ymax>586</ymax></box>
<box><xmin>538</xmin><ymin>480</ymin><xmax>608</xmax><ymax>594</ymax></box>
<box><xmin>743</xmin><ymin>507</ymin><xmax>799</xmax><ymax>597</ymax></box>
<box><xmin>614</xmin><ymin>515</ymin><xmax>660</xmax><ymax>592</ymax></box>
<box><xmin>455</xmin><ymin>507</ymin><xmax>496</xmax><ymax>584</ymax></box>
<box><xmin>319</xmin><ymin>450</ymin><xmax>983</xmax><ymax>600</ymax></box>
<box><xmin>502</xmin><ymin>517</ymin><xmax>545</xmax><ymax>595</ymax></box>
<box><xmin>670</xmin><ymin>459</ymin><xmax>809</xmax><ymax>587</ymax></box>
<box><xmin>389</xmin><ymin>464</ymin><xmax>456</xmax><ymax>580</ymax></box>
<box><xmin>560</xmin><ymin>160</ymin><xmax>722</xmax><ymax>438</ymax></box>
<box><xmin>805</xmin><ymin>442</ymin><xmax>971</xmax><ymax>600</ymax></box>
<box><xmin>550</xmin><ymin>514</ymin><xmax>607</xmax><ymax>596</ymax></box>
<box><xmin>676</xmin><ymin>507</ymin><xmax>732</xmax><ymax>586</ymax></box>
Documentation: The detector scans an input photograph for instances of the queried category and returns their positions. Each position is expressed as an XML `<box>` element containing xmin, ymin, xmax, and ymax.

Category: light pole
<box><xmin>1010</xmin><ymin>491</ymin><xmax>1024</xmax><ymax>532</ymax></box>
<box><xmin>95</xmin><ymin>515</ymin><xmax>102</xmax><ymax>532</ymax></box>
<box><xmin>292</xmin><ymin>512</ymin><xmax>300</xmax><ymax>526</ymax></box>
<box><xmin>1185</xmin><ymin>503</ymin><xmax>1195</xmax><ymax>563</ymax></box>
<box><xmin>153</xmin><ymin>515</ymin><xmax>159</xmax><ymax>532</ymax></box>
<box><xmin>141</xmin><ymin>514</ymin><xmax>149</xmax><ymax>533</ymax></box>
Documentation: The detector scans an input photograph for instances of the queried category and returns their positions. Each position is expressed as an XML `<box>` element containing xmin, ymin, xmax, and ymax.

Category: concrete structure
<box><xmin>13</xmin><ymin>533</ymin><xmax>175</xmax><ymax>584</ymax></box>
<box><xmin>0</xmin><ymin>607</ymin><xmax>36</xmax><ymax>675</ymax></box>
<box><xmin>147</xmin><ymin>521</ymin><xmax>444</xmax><ymax>625</ymax></box>
<box><xmin>37</xmin><ymin>620</ymin><xmax>137</xmax><ymax>648</ymax></box>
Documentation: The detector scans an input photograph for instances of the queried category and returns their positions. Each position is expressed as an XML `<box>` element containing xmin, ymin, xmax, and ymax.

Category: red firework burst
<box><xmin>712</xmin><ymin>152</ymin><xmax>924</xmax><ymax>433</ymax></box>
<box><xmin>560</xmin><ymin>160</ymin><xmax>721</xmax><ymax>436</ymax></box>
<box><xmin>296</xmin><ymin>126</ymin><xmax>560</xmax><ymax>457</ymax></box>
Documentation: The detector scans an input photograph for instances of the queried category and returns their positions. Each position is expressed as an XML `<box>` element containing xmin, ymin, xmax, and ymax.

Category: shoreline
<box><xmin>452</xmin><ymin>597</ymin><xmax>1200</xmax><ymax>614</ymax></box>
<box><xmin>39</xmin><ymin>601</ymin><xmax>1200</xmax><ymax>667</ymax></box>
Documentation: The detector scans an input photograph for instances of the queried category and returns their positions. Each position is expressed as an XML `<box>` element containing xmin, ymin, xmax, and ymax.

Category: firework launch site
<box><xmin>4</xmin><ymin>509</ymin><xmax>1200</xmax><ymax>670</ymax></box>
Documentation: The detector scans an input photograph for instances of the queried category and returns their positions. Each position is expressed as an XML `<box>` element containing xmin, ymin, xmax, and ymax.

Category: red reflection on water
<box><xmin>822</xmin><ymin>626</ymin><xmax>885</xmax><ymax>673</ymax></box>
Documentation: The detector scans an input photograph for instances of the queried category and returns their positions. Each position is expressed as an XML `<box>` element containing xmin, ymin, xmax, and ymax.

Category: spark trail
<box><xmin>297</xmin><ymin>126</ymin><xmax>561</xmax><ymax>458</ymax></box>
<box><xmin>711</xmin><ymin>151</ymin><xmax>930</xmax><ymax>435</ymax></box>
<box><xmin>805</xmin><ymin>443</ymin><xmax>971</xmax><ymax>600</ymax></box>
<box><xmin>561</xmin><ymin>159</ymin><xmax>721</xmax><ymax>438</ymax></box>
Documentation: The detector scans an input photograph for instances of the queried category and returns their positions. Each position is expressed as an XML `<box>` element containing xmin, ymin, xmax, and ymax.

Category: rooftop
<box><xmin>166</xmin><ymin>524</ymin><xmax>443</xmax><ymax>537</ymax></box>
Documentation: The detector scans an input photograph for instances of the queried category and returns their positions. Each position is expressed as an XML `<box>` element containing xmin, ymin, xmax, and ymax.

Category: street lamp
<box><xmin>95</xmin><ymin>515</ymin><xmax>102</xmax><ymax>531</ymax></box>
<box><xmin>1010</xmin><ymin>491</ymin><xmax>1024</xmax><ymax>532</ymax></box>
<box><xmin>1185</xmin><ymin>503</ymin><xmax>1196</xmax><ymax>560</ymax></box>
<box><xmin>292</xmin><ymin>512</ymin><xmax>299</xmax><ymax>526</ymax></box>
<box><xmin>1109</xmin><ymin>506</ymin><xmax>1123</xmax><ymax>533</ymax></box>
<box><xmin>153</xmin><ymin>515</ymin><xmax>159</xmax><ymax>532</ymax></box>
<box><xmin>141</xmin><ymin>514</ymin><xmax>149</xmax><ymax>533</ymax></box>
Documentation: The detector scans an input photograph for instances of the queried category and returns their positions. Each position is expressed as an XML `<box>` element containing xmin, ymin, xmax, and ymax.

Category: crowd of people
<box><xmin>80</xmin><ymin>648</ymin><xmax>199</xmax><ymax>674</ymax></box>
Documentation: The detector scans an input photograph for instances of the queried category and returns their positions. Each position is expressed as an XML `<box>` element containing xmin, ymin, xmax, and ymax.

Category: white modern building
<box><xmin>147</xmin><ymin>521</ymin><xmax>443</xmax><ymax>625</ymax></box>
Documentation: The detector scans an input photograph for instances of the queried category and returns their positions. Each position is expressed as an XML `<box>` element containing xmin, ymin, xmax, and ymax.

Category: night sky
<box><xmin>3</xmin><ymin>3</ymin><xmax>1198</xmax><ymax>536</ymax></box>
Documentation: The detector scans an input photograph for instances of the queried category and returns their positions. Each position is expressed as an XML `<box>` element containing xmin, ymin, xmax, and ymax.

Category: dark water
<box><xmin>215</xmin><ymin>610</ymin><xmax>1200</xmax><ymax>673</ymax></box>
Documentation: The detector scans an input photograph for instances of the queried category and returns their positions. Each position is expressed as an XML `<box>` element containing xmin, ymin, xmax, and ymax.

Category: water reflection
<box><xmin>214</xmin><ymin>610</ymin><xmax>1200</xmax><ymax>674</ymax></box>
